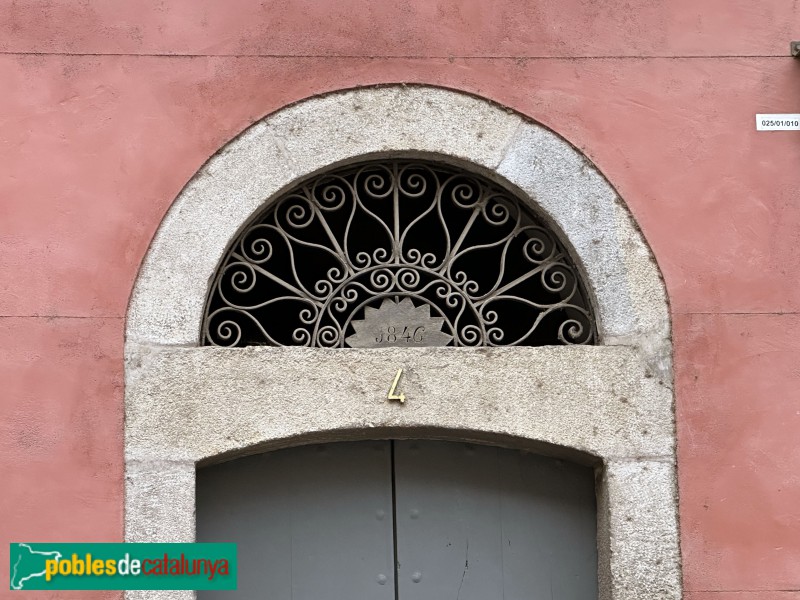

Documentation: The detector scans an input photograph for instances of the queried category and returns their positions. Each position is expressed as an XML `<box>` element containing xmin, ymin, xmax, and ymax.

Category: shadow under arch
<box><xmin>196</xmin><ymin>425</ymin><xmax>603</xmax><ymax>469</ymax></box>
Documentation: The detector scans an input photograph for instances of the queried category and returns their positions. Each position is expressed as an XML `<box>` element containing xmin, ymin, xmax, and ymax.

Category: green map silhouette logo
<box><xmin>8</xmin><ymin>543</ymin><xmax>236</xmax><ymax>591</ymax></box>
<box><xmin>10</xmin><ymin>543</ymin><xmax>62</xmax><ymax>590</ymax></box>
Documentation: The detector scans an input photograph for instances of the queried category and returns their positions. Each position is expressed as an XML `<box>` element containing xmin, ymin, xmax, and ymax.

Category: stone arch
<box><xmin>124</xmin><ymin>85</ymin><xmax>680</xmax><ymax>600</ymax></box>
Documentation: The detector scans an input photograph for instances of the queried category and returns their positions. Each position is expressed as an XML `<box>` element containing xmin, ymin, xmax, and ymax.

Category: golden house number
<box><xmin>387</xmin><ymin>368</ymin><xmax>406</xmax><ymax>404</ymax></box>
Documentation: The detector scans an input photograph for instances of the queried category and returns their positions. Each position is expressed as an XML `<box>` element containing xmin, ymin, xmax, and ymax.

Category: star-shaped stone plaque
<box><xmin>345</xmin><ymin>298</ymin><xmax>453</xmax><ymax>348</ymax></box>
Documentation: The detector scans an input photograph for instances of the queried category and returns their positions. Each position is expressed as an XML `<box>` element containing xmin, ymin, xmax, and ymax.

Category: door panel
<box><xmin>393</xmin><ymin>441</ymin><xmax>597</xmax><ymax>600</ymax></box>
<box><xmin>197</xmin><ymin>441</ymin><xmax>395</xmax><ymax>600</ymax></box>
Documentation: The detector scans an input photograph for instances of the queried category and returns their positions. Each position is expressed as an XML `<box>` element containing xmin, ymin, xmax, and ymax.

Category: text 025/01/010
<box><xmin>756</xmin><ymin>114</ymin><xmax>800</xmax><ymax>131</ymax></box>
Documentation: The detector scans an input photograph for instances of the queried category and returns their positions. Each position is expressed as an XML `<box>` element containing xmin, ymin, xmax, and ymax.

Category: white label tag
<box><xmin>756</xmin><ymin>114</ymin><xmax>800</xmax><ymax>131</ymax></box>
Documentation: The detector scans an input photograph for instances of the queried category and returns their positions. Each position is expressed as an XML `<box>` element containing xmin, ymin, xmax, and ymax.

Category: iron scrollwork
<box><xmin>203</xmin><ymin>160</ymin><xmax>595</xmax><ymax>348</ymax></box>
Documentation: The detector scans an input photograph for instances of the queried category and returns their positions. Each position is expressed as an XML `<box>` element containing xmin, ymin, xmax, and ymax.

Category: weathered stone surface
<box><xmin>601</xmin><ymin>459</ymin><xmax>682</xmax><ymax>600</ymax></box>
<box><xmin>263</xmin><ymin>86</ymin><xmax>523</xmax><ymax>174</ymax></box>
<box><xmin>125</xmin><ymin>344</ymin><xmax>673</xmax><ymax>463</ymax></box>
<box><xmin>124</xmin><ymin>462</ymin><xmax>196</xmax><ymax>598</ymax></box>
<box><xmin>123</xmin><ymin>342</ymin><xmax>679</xmax><ymax>600</ymax></box>
<box><xmin>124</xmin><ymin>460</ymin><xmax>195</xmax><ymax>543</ymax></box>
<box><xmin>496</xmin><ymin>122</ymin><xmax>669</xmax><ymax>345</ymax></box>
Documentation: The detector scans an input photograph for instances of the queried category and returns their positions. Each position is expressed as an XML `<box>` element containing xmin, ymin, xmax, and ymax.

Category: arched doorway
<box><xmin>124</xmin><ymin>85</ymin><xmax>681</xmax><ymax>600</ymax></box>
<box><xmin>194</xmin><ymin>156</ymin><xmax>600</xmax><ymax>598</ymax></box>
<box><xmin>197</xmin><ymin>441</ymin><xmax>597</xmax><ymax>600</ymax></box>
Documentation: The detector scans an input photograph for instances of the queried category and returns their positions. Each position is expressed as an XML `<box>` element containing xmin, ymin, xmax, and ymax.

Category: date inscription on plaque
<box><xmin>345</xmin><ymin>298</ymin><xmax>453</xmax><ymax>348</ymax></box>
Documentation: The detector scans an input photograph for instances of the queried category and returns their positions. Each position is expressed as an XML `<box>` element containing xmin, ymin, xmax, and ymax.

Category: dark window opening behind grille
<box><xmin>203</xmin><ymin>159</ymin><xmax>595</xmax><ymax>347</ymax></box>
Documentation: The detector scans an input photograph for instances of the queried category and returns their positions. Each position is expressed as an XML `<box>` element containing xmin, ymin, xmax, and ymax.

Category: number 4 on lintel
<box><xmin>387</xmin><ymin>368</ymin><xmax>406</xmax><ymax>404</ymax></box>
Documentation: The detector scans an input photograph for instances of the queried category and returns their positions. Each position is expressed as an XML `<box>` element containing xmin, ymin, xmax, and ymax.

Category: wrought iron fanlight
<box><xmin>203</xmin><ymin>159</ymin><xmax>595</xmax><ymax>348</ymax></box>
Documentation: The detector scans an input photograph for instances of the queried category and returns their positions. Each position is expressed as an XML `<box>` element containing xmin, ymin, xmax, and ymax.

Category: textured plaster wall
<box><xmin>2</xmin><ymin>2</ymin><xmax>800</xmax><ymax>600</ymax></box>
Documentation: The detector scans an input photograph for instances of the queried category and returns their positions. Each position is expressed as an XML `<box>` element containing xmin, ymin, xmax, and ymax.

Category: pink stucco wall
<box><xmin>2</xmin><ymin>1</ymin><xmax>800</xmax><ymax>598</ymax></box>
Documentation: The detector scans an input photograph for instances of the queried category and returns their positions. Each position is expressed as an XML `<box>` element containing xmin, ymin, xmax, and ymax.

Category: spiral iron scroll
<box><xmin>203</xmin><ymin>160</ymin><xmax>595</xmax><ymax>347</ymax></box>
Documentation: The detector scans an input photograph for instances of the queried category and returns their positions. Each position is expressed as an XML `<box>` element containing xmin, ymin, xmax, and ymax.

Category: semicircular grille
<box><xmin>203</xmin><ymin>159</ymin><xmax>596</xmax><ymax>348</ymax></box>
